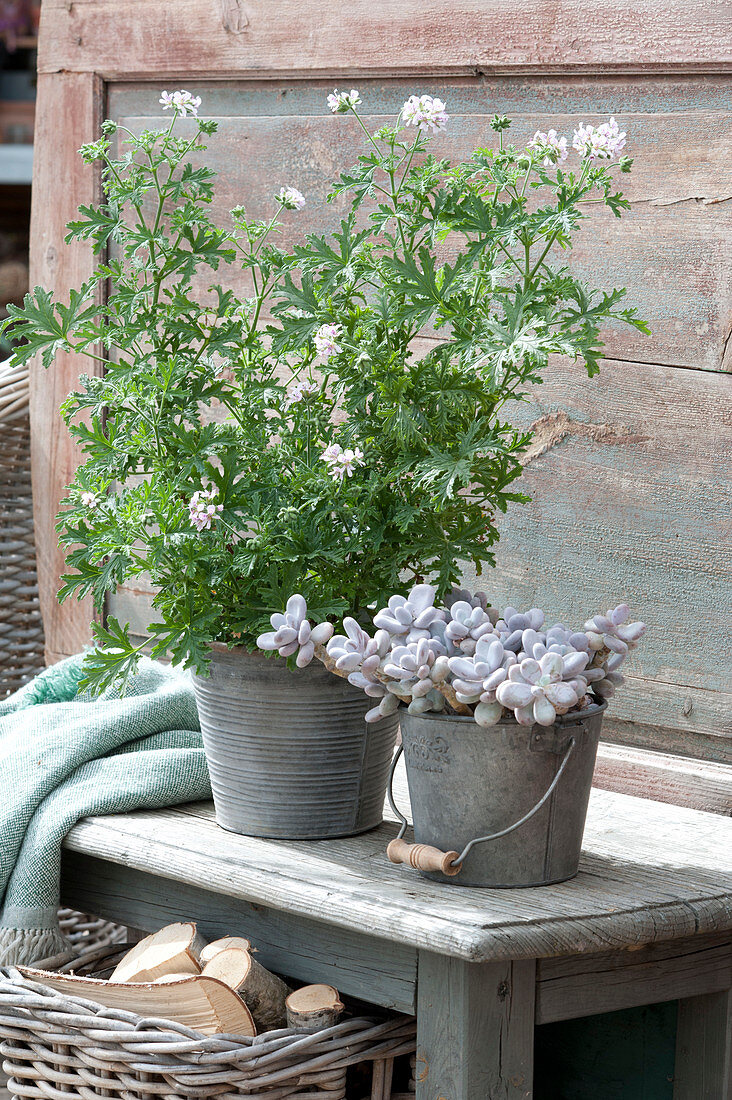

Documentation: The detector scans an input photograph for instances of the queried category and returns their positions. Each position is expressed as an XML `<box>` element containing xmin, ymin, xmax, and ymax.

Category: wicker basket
<box><xmin>57</xmin><ymin>909</ymin><xmax>127</xmax><ymax>958</ymax></box>
<box><xmin>0</xmin><ymin>940</ymin><xmax>416</xmax><ymax>1100</ymax></box>
<box><xmin>0</xmin><ymin>359</ymin><xmax>45</xmax><ymax>698</ymax></box>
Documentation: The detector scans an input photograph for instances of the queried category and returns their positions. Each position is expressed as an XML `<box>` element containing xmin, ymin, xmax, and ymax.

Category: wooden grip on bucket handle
<box><xmin>387</xmin><ymin>838</ymin><xmax>461</xmax><ymax>876</ymax></box>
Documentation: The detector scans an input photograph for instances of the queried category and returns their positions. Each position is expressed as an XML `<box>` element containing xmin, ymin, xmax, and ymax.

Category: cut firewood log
<box><xmin>151</xmin><ymin>973</ymin><xmax>197</xmax><ymax>983</ymax></box>
<box><xmin>286</xmin><ymin>984</ymin><xmax>345</xmax><ymax>1032</ymax></box>
<box><xmin>108</xmin><ymin>922</ymin><xmax>205</xmax><ymax>984</ymax></box>
<box><xmin>199</xmin><ymin>936</ymin><xmax>252</xmax><ymax>966</ymax></box>
<box><xmin>19</xmin><ymin>968</ymin><xmax>255</xmax><ymax>1037</ymax></box>
<box><xmin>202</xmin><ymin>946</ymin><xmax>290</xmax><ymax>1031</ymax></box>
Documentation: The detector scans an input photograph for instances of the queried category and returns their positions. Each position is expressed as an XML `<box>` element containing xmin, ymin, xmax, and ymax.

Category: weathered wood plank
<box><xmin>416</xmin><ymin>952</ymin><xmax>535</xmax><ymax>1100</ymax></box>
<box><xmin>60</xmin><ymin>850</ymin><xmax>418</xmax><ymax>1013</ymax></box>
<box><xmin>599</xmin><ymin>684</ymin><xmax>732</xmax><ymax>764</ymax></box>
<box><xmin>536</xmin><ymin>932</ymin><xmax>732</xmax><ymax>1024</ymax></box>
<box><xmin>60</xmin><ymin>786</ymin><xmax>732</xmax><ymax>963</ymax></box>
<box><xmin>463</xmin><ymin>355</ymin><xmax>732</xmax><ymax>761</ymax></box>
<box><xmin>28</xmin><ymin>72</ymin><xmax>103</xmax><ymax>665</ymax></box>
<box><xmin>593</xmin><ymin>745</ymin><xmax>732</xmax><ymax>813</ymax></box>
<box><xmin>115</xmin><ymin>106</ymin><xmax>732</xmax><ymax>373</ymax></box>
<box><xmin>674</xmin><ymin>989</ymin><xmax>732</xmax><ymax>1099</ymax></box>
<box><xmin>37</xmin><ymin>0</ymin><xmax>732</xmax><ymax>78</ymax></box>
<box><xmin>108</xmin><ymin>75</ymin><xmax>732</xmax><ymax>124</ymax></box>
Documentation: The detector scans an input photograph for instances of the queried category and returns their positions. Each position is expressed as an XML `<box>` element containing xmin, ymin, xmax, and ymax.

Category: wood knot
<box><xmin>219</xmin><ymin>0</ymin><xmax>249</xmax><ymax>32</ymax></box>
<box><xmin>497</xmin><ymin>979</ymin><xmax>510</xmax><ymax>999</ymax></box>
<box><xmin>415</xmin><ymin>1052</ymin><xmax>429</xmax><ymax>1082</ymax></box>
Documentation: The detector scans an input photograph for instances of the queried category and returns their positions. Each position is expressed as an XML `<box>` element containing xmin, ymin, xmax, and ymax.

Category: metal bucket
<box><xmin>192</xmin><ymin>645</ymin><xmax>399</xmax><ymax>839</ymax></box>
<box><xmin>390</xmin><ymin>703</ymin><xmax>606</xmax><ymax>887</ymax></box>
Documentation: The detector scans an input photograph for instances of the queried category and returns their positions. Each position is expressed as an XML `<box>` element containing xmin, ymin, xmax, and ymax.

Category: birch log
<box><xmin>202</xmin><ymin>946</ymin><xmax>290</xmax><ymax>1031</ymax></box>
<box><xmin>109</xmin><ymin>922</ymin><xmax>204</xmax><ymax>983</ymax></box>
<box><xmin>19</xmin><ymin>967</ymin><xmax>255</xmax><ymax>1037</ymax></box>
<box><xmin>199</xmin><ymin>936</ymin><xmax>252</xmax><ymax>965</ymax></box>
<box><xmin>286</xmin><ymin>984</ymin><xmax>345</xmax><ymax>1031</ymax></box>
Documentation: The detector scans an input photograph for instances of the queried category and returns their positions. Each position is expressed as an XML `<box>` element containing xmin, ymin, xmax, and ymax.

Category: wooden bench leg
<box><xmin>415</xmin><ymin>951</ymin><xmax>535</xmax><ymax>1100</ymax></box>
<box><xmin>674</xmin><ymin>988</ymin><xmax>732</xmax><ymax>1099</ymax></box>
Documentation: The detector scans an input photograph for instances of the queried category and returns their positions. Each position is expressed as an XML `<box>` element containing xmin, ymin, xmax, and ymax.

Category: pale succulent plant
<box><xmin>443</xmin><ymin>600</ymin><xmax>496</xmax><ymax>656</ymax></box>
<box><xmin>256</xmin><ymin>594</ymin><xmax>334</xmax><ymax>667</ymax></box>
<box><xmin>372</xmin><ymin>586</ymin><xmax>443</xmax><ymax>642</ymax></box>
<box><xmin>257</xmin><ymin>584</ymin><xmax>646</xmax><ymax>728</ymax></box>
<box><xmin>495</xmin><ymin>653</ymin><xmax>582</xmax><ymax>727</ymax></box>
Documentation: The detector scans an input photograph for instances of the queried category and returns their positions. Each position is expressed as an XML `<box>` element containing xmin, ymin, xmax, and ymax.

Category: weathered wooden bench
<box><xmin>59</xmin><ymin>766</ymin><xmax>732</xmax><ymax>1100</ymax></box>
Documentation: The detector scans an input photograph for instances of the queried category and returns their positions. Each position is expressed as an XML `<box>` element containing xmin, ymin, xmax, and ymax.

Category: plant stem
<box><xmin>438</xmin><ymin>681</ymin><xmax>473</xmax><ymax>716</ymax></box>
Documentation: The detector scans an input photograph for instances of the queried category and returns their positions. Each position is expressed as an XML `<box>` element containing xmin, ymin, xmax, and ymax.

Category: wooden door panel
<box><xmin>116</xmin><ymin>87</ymin><xmax>732</xmax><ymax>371</ymax></box>
<box><xmin>107</xmin><ymin>83</ymin><xmax>732</xmax><ymax>758</ymax></box>
<box><xmin>31</xmin><ymin>8</ymin><xmax>732</xmax><ymax>762</ymax></box>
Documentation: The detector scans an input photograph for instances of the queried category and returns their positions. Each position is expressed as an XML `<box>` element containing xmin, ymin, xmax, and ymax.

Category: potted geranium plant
<box><xmin>3</xmin><ymin>88</ymin><xmax>647</xmax><ymax>840</ymax></box>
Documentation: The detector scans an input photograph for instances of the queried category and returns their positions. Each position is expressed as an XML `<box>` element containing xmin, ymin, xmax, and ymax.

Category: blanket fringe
<box><xmin>0</xmin><ymin>925</ymin><xmax>70</xmax><ymax>967</ymax></box>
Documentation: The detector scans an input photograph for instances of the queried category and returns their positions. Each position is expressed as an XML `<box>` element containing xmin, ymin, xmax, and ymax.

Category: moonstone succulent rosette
<box><xmin>257</xmin><ymin>586</ymin><xmax>646</xmax><ymax>728</ymax></box>
<box><xmin>256</xmin><ymin>594</ymin><xmax>334</xmax><ymax>668</ymax></box>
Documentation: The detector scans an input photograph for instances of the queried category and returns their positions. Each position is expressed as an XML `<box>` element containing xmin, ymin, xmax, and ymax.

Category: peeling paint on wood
<box><xmin>523</xmin><ymin>411</ymin><xmax>651</xmax><ymax>463</ymax></box>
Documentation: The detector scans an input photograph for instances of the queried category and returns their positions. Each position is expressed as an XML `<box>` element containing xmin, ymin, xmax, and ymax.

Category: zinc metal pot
<box><xmin>192</xmin><ymin>645</ymin><xmax>399</xmax><ymax>840</ymax></box>
<box><xmin>387</xmin><ymin>702</ymin><xmax>606</xmax><ymax>888</ymax></box>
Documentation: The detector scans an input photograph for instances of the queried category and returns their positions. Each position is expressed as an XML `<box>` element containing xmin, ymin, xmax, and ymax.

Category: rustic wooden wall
<box><xmin>30</xmin><ymin>2</ymin><xmax>731</xmax><ymax>762</ymax></box>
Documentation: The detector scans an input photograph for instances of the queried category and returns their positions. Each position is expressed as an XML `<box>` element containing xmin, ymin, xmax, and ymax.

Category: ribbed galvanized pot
<box><xmin>192</xmin><ymin>646</ymin><xmax>399</xmax><ymax>839</ymax></box>
<box><xmin>397</xmin><ymin>703</ymin><xmax>606</xmax><ymax>888</ymax></box>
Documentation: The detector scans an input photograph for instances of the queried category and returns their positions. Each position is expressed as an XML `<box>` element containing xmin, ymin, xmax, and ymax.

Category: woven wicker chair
<box><xmin>0</xmin><ymin>358</ymin><xmax>45</xmax><ymax>697</ymax></box>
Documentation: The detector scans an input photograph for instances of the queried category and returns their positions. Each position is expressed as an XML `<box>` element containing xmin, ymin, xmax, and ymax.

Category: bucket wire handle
<box><xmin>386</xmin><ymin>735</ymin><xmax>577</xmax><ymax>877</ymax></box>
<box><xmin>452</xmin><ymin>735</ymin><xmax>576</xmax><ymax>865</ymax></box>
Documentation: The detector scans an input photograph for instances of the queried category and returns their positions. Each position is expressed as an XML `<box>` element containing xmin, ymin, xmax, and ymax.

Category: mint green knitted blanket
<box><xmin>0</xmin><ymin>655</ymin><xmax>211</xmax><ymax>966</ymax></box>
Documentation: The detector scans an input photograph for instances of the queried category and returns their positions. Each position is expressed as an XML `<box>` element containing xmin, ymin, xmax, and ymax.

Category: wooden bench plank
<box><xmin>536</xmin><ymin>933</ymin><xmax>732</xmax><ymax>1023</ymax></box>
<box><xmin>593</xmin><ymin>745</ymin><xmax>732</xmax><ymax>814</ymax></box>
<box><xmin>61</xmin><ymin>786</ymin><xmax>732</xmax><ymax>963</ymax></box>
